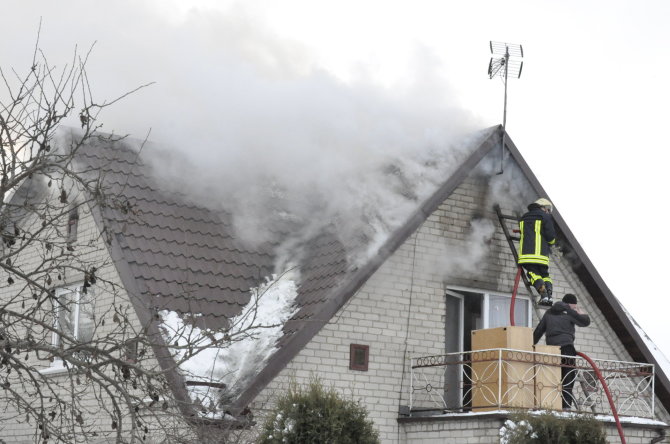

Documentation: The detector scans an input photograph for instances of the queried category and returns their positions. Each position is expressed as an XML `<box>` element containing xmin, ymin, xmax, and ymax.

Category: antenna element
<box><xmin>488</xmin><ymin>41</ymin><xmax>523</xmax><ymax>174</ymax></box>
<box><xmin>488</xmin><ymin>41</ymin><xmax>523</xmax><ymax>128</ymax></box>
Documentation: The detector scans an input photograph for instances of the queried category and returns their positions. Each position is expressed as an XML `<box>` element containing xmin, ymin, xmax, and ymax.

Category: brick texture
<box><xmin>249</xmin><ymin>161</ymin><xmax>670</xmax><ymax>443</ymax></box>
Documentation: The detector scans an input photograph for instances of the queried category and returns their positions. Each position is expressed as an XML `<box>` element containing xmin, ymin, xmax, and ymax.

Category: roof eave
<box><xmin>88</xmin><ymin>204</ymin><xmax>199</xmax><ymax>419</ymax></box>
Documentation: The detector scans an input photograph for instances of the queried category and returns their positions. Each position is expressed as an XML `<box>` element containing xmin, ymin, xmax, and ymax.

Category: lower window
<box><xmin>52</xmin><ymin>284</ymin><xmax>95</xmax><ymax>365</ymax></box>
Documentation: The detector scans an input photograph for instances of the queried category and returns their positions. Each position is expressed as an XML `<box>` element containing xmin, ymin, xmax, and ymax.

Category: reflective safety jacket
<box><xmin>518</xmin><ymin>204</ymin><xmax>556</xmax><ymax>266</ymax></box>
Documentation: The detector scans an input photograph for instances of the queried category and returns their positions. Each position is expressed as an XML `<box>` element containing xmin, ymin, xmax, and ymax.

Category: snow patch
<box><xmin>623</xmin><ymin>305</ymin><xmax>670</xmax><ymax>382</ymax></box>
<box><xmin>498</xmin><ymin>410</ymin><xmax>667</xmax><ymax>443</ymax></box>
<box><xmin>159</xmin><ymin>267</ymin><xmax>300</xmax><ymax>415</ymax></box>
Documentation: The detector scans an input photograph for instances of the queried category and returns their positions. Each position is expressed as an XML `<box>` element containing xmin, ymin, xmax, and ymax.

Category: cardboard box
<box><xmin>470</xmin><ymin>327</ymin><xmax>534</xmax><ymax>411</ymax></box>
<box><xmin>471</xmin><ymin>326</ymin><xmax>533</xmax><ymax>351</ymax></box>
<box><xmin>533</xmin><ymin>345</ymin><xmax>562</xmax><ymax>410</ymax></box>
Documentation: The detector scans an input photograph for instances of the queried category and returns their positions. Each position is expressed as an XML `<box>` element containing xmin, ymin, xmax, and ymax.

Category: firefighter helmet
<box><xmin>534</xmin><ymin>198</ymin><xmax>553</xmax><ymax>212</ymax></box>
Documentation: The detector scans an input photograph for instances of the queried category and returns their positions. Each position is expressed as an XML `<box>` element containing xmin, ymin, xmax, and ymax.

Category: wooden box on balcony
<box><xmin>470</xmin><ymin>327</ymin><xmax>534</xmax><ymax>411</ymax></box>
<box><xmin>533</xmin><ymin>345</ymin><xmax>562</xmax><ymax>410</ymax></box>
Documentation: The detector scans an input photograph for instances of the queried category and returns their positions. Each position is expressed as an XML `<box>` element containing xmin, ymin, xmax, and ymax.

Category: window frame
<box><xmin>446</xmin><ymin>285</ymin><xmax>532</xmax><ymax>329</ymax></box>
<box><xmin>51</xmin><ymin>283</ymin><xmax>94</xmax><ymax>368</ymax></box>
<box><xmin>66</xmin><ymin>206</ymin><xmax>79</xmax><ymax>245</ymax></box>
<box><xmin>349</xmin><ymin>344</ymin><xmax>369</xmax><ymax>371</ymax></box>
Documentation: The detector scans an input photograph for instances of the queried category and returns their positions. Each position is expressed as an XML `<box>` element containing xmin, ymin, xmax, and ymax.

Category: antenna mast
<box><xmin>488</xmin><ymin>41</ymin><xmax>523</xmax><ymax>173</ymax></box>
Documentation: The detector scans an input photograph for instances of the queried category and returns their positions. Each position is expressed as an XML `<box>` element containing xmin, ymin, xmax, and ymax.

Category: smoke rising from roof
<box><xmin>480</xmin><ymin>154</ymin><xmax>538</xmax><ymax>215</ymax></box>
<box><xmin>106</xmin><ymin>5</ymin><xmax>483</xmax><ymax>263</ymax></box>
<box><xmin>5</xmin><ymin>2</ymin><xmax>483</xmax><ymax>265</ymax></box>
<box><xmin>434</xmin><ymin>217</ymin><xmax>497</xmax><ymax>282</ymax></box>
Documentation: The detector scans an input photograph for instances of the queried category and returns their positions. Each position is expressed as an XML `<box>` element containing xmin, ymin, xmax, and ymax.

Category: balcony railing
<box><xmin>410</xmin><ymin>348</ymin><xmax>655</xmax><ymax>419</ymax></box>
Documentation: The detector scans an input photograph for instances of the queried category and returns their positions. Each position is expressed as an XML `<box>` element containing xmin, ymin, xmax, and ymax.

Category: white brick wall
<box><xmin>0</xmin><ymin>190</ymin><xmax>180</xmax><ymax>442</ymax></box>
<box><xmin>250</xmin><ymin>167</ymin><xmax>670</xmax><ymax>442</ymax></box>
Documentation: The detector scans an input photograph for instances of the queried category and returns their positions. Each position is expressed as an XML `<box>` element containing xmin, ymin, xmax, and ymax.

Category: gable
<box><xmin>246</xmin><ymin>150</ymin><xmax>669</xmax><ymax>443</ymax></box>
<box><xmin>232</xmin><ymin>126</ymin><xmax>670</xmax><ymax>418</ymax></box>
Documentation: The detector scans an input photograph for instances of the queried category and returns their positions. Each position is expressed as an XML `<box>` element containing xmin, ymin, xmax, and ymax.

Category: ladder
<box><xmin>495</xmin><ymin>205</ymin><xmax>597</xmax><ymax>413</ymax></box>
<box><xmin>494</xmin><ymin>204</ymin><xmax>543</xmax><ymax>322</ymax></box>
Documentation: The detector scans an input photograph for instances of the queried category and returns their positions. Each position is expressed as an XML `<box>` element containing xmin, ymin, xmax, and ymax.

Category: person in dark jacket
<box><xmin>518</xmin><ymin>198</ymin><xmax>557</xmax><ymax>306</ymax></box>
<box><xmin>533</xmin><ymin>293</ymin><xmax>591</xmax><ymax>409</ymax></box>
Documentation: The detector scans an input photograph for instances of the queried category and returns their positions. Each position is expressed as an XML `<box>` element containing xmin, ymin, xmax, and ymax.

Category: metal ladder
<box><xmin>494</xmin><ymin>204</ymin><xmax>543</xmax><ymax>322</ymax></box>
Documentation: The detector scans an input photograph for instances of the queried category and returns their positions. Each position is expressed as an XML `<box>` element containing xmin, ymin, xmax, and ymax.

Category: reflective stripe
<box><xmin>519</xmin><ymin>254</ymin><xmax>549</xmax><ymax>261</ymax></box>
<box><xmin>519</xmin><ymin>254</ymin><xmax>549</xmax><ymax>265</ymax></box>
<box><xmin>548</xmin><ymin>238</ymin><xmax>556</xmax><ymax>245</ymax></box>
<box><xmin>528</xmin><ymin>271</ymin><xmax>551</xmax><ymax>280</ymax></box>
<box><xmin>519</xmin><ymin>221</ymin><xmax>525</xmax><ymax>255</ymax></box>
<box><xmin>534</xmin><ymin>220</ymin><xmax>542</xmax><ymax>255</ymax></box>
<box><xmin>544</xmin><ymin>277</ymin><xmax>553</xmax><ymax>284</ymax></box>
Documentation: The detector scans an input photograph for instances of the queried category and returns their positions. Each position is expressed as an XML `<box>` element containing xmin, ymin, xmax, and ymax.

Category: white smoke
<box><xmin>433</xmin><ymin>217</ymin><xmax>497</xmax><ymax>281</ymax></box>
<box><xmin>476</xmin><ymin>151</ymin><xmax>537</xmax><ymax>216</ymax></box>
<box><xmin>3</xmin><ymin>2</ymin><xmax>483</xmax><ymax>265</ymax></box>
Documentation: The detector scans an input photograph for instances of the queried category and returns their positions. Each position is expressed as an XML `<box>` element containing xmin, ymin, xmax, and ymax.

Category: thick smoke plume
<box><xmin>99</xmin><ymin>6</ymin><xmax>484</xmax><ymax>264</ymax></box>
<box><xmin>434</xmin><ymin>217</ymin><xmax>497</xmax><ymax>281</ymax></box>
<box><xmin>5</xmin><ymin>2</ymin><xmax>483</xmax><ymax>266</ymax></box>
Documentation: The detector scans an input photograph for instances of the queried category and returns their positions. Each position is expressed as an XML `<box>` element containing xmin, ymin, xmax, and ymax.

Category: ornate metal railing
<box><xmin>410</xmin><ymin>348</ymin><xmax>655</xmax><ymax>418</ymax></box>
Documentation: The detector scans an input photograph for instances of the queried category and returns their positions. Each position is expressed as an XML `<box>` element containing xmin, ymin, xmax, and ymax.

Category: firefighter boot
<box><xmin>545</xmin><ymin>281</ymin><xmax>553</xmax><ymax>298</ymax></box>
<box><xmin>535</xmin><ymin>281</ymin><xmax>553</xmax><ymax>307</ymax></box>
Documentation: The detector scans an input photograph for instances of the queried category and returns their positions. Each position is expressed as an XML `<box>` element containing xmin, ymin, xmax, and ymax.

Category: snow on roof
<box><xmin>158</xmin><ymin>268</ymin><xmax>300</xmax><ymax>417</ymax></box>
<box><xmin>624</xmin><ymin>305</ymin><xmax>670</xmax><ymax>384</ymax></box>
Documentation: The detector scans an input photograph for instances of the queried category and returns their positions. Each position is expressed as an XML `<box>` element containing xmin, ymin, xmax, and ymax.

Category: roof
<box><xmin>70</xmin><ymin>133</ymin><xmax>356</xmax><ymax>415</ymax></box>
<box><xmin>75</xmin><ymin>137</ymin><xmax>278</xmax><ymax>327</ymax></box>
<box><xmin>61</xmin><ymin>126</ymin><xmax>670</xmax><ymax>417</ymax></box>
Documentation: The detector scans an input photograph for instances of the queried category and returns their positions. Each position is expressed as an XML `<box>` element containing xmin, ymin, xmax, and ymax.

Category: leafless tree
<box><xmin>0</xmin><ymin>31</ymin><xmax>277</xmax><ymax>444</ymax></box>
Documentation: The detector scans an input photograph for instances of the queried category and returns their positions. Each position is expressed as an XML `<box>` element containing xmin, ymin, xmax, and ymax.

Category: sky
<box><xmin>3</xmin><ymin>1</ymin><xmax>670</xmax><ymax>363</ymax></box>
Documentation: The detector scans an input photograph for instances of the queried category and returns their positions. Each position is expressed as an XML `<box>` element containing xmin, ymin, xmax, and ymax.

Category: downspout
<box><xmin>650</xmin><ymin>428</ymin><xmax>666</xmax><ymax>444</ymax></box>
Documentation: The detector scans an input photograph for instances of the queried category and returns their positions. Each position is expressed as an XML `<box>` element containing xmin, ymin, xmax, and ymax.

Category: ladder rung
<box><xmin>510</xmin><ymin>236</ymin><xmax>520</xmax><ymax>241</ymax></box>
<box><xmin>499</xmin><ymin>213</ymin><xmax>519</xmax><ymax>220</ymax></box>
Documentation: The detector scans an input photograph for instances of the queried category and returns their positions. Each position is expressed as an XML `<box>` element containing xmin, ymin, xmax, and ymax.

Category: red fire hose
<box><xmin>577</xmin><ymin>352</ymin><xmax>626</xmax><ymax>444</ymax></box>
<box><xmin>510</xmin><ymin>267</ymin><xmax>522</xmax><ymax>326</ymax></box>
<box><xmin>509</xmin><ymin>272</ymin><xmax>626</xmax><ymax>443</ymax></box>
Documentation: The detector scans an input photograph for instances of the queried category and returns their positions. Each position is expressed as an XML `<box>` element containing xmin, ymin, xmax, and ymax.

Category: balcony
<box><xmin>409</xmin><ymin>348</ymin><xmax>655</xmax><ymax>419</ymax></box>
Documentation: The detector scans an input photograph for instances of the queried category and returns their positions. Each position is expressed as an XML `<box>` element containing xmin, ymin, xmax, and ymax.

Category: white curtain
<box><xmin>78</xmin><ymin>288</ymin><xmax>95</xmax><ymax>343</ymax></box>
<box><xmin>488</xmin><ymin>294</ymin><xmax>528</xmax><ymax>328</ymax></box>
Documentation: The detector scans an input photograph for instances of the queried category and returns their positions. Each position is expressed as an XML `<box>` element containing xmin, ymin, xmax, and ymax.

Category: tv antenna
<box><xmin>488</xmin><ymin>41</ymin><xmax>523</xmax><ymax>173</ymax></box>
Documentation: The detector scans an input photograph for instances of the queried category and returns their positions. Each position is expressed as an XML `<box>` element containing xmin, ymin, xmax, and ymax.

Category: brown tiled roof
<box><xmin>72</xmin><ymin>135</ymin><xmax>354</xmax><ymax>412</ymax></box>
<box><xmin>76</xmin><ymin>138</ymin><xmax>278</xmax><ymax>328</ymax></box>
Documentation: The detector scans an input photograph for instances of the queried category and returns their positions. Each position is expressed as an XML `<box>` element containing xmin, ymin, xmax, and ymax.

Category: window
<box><xmin>447</xmin><ymin>287</ymin><xmax>531</xmax><ymax>331</ymax></box>
<box><xmin>124</xmin><ymin>339</ymin><xmax>139</xmax><ymax>364</ymax></box>
<box><xmin>52</xmin><ymin>284</ymin><xmax>95</xmax><ymax>365</ymax></box>
<box><xmin>349</xmin><ymin>344</ymin><xmax>369</xmax><ymax>371</ymax></box>
<box><xmin>487</xmin><ymin>293</ymin><xmax>530</xmax><ymax>328</ymax></box>
<box><xmin>66</xmin><ymin>207</ymin><xmax>79</xmax><ymax>246</ymax></box>
<box><xmin>444</xmin><ymin>288</ymin><xmax>531</xmax><ymax>409</ymax></box>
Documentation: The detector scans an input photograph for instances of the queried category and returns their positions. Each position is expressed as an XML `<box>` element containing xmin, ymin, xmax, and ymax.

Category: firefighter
<box><xmin>518</xmin><ymin>198</ymin><xmax>556</xmax><ymax>306</ymax></box>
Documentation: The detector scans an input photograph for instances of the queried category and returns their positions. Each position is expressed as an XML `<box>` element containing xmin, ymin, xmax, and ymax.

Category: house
<box><xmin>2</xmin><ymin>126</ymin><xmax>669</xmax><ymax>443</ymax></box>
